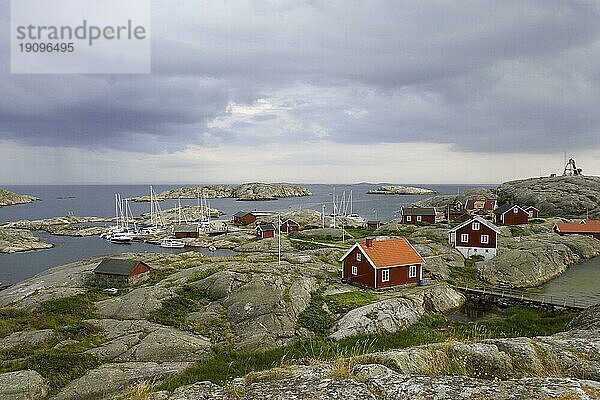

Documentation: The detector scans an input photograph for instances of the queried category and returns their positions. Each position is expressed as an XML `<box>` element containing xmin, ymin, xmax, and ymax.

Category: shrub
<box><xmin>298</xmin><ymin>291</ymin><xmax>334</xmax><ymax>335</ymax></box>
<box><xmin>187</xmin><ymin>268</ymin><xmax>219</xmax><ymax>283</ymax></box>
<box><xmin>326</xmin><ymin>291</ymin><xmax>378</xmax><ymax>314</ymax></box>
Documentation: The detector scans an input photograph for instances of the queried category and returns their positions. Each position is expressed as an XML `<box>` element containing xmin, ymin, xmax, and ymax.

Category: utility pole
<box><xmin>322</xmin><ymin>204</ymin><xmax>325</xmax><ymax>228</ymax></box>
<box><xmin>278</xmin><ymin>213</ymin><xmax>281</xmax><ymax>266</ymax></box>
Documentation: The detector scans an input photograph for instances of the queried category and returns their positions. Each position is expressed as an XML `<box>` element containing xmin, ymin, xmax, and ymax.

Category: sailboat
<box><xmin>345</xmin><ymin>190</ymin><xmax>367</xmax><ymax>224</ymax></box>
<box><xmin>101</xmin><ymin>193</ymin><xmax>135</xmax><ymax>243</ymax></box>
<box><xmin>140</xmin><ymin>186</ymin><xmax>166</xmax><ymax>235</ymax></box>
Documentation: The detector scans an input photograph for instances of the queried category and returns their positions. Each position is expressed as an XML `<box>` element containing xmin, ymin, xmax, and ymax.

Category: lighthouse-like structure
<box><xmin>563</xmin><ymin>158</ymin><xmax>583</xmax><ymax>176</ymax></box>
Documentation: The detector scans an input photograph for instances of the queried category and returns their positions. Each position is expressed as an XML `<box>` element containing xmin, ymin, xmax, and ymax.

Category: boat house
<box><xmin>448</xmin><ymin>216</ymin><xmax>500</xmax><ymax>260</ymax></box>
<box><xmin>340</xmin><ymin>237</ymin><xmax>424</xmax><ymax>289</ymax></box>
<box><xmin>233</xmin><ymin>211</ymin><xmax>257</xmax><ymax>226</ymax></box>
<box><xmin>172</xmin><ymin>224</ymin><xmax>199</xmax><ymax>239</ymax></box>
<box><xmin>256</xmin><ymin>222</ymin><xmax>276</xmax><ymax>240</ymax></box>
<box><xmin>398</xmin><ymin>207</ymin><xmax>436</xmax><ymax>224</ymax></box>
<box><xmin>94</xmin><ymin>258</ymin><xmax>151</xmax><ymax>285</ymax></box>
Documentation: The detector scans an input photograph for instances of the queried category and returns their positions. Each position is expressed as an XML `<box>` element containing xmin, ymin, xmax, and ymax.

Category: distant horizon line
<box><xmin>1</xmin><ymin>181</ymin><xmax>501</xmax><ymax>187</ymax></box>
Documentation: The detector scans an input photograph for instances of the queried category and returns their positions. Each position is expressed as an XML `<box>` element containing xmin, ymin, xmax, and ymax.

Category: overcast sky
<box><xmin>1</xmin><ymin>0</ymin><xmax>599</xmax><ymax>184</ymax></box>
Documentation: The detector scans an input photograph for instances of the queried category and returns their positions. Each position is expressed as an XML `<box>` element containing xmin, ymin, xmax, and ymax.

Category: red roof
<box><xmin>356</xmin><ymin>238</ymin><xmax>424</xmax><ymax>268</ymax></box>
<box><xmin>555</xmin><ymin>222</ymin><xmax>600</xmax><ymax>234</ymax></box>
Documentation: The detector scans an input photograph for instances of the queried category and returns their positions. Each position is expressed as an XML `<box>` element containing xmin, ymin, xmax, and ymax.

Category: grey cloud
<box><xmin>1</xmin><ymin>0</ymin><xmax>600</xmax><ymax>154</ymax></box>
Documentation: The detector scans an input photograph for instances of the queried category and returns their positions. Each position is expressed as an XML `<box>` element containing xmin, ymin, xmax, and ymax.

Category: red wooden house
<box><xmin>280</xmin><ymin>219</ymin><xmax>300</xmax><ymax>233</ymax></box>
<box><xmin>233</xmin><ymin>211</ymin><xmax>256</xmax><ymax>226</ymax></box>
<box><xmin>256</xmin><ymin>222</ymin><xmax>276</xmax><ymax>240</ymax></box>
<box><xmin>398</xmin><ymin>207</ymin><xmax>436</xmax><ymax>224</ymax></box>
<box><xmin>172</xmin><ymin>224</ymin><xmax>200</xmax><ymax>238</ymax></box>
<box><xmin>465</xmin><ymin>199</ymin><xmax>498</xmax><ymax>215</ymax></box>
<box><xmin>448</xmin><ymin>216</ymin><xmax>500</xmax><ymax>260</ymax></box>
<box><xmin>493</xmin><ymin>204</ymin><xmax>529</xmax><ymax>225</ymax></box>
<box><xmin>523</xmin><ymin>206</ymin><xmax>540</xmax><ymax>219</ymax></box>
<box><xmin>366</xmin><ymin>220</ymin><xmax>381</xmax><ymax>230</ymax></box>
<box><xmin>94</xmin><ymin>258</ymin><xmax>151</xmax><ymax>285</ymax></box>
<box><xmin>445</xmin><ymin>209</ymin><xmax>471</xmax><ymax>222</ymax></box>
<box><xmin>340</xmin><ymin>237</ymin><xmax>424</xmax><ymax>289</ymax></box>
<box><xmin>554</xmin><ymin>221</ymin><xmax>600</xmax><ymax>240</ymax></box>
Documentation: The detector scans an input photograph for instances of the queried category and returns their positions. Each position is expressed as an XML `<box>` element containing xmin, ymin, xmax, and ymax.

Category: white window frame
<box><xmin>356</xmin><ymin>253</ymin><xmax>361</xmax><ymax>262</ymax></box>
<box><xmin>351</xmin><ymin>265</ymin><xmax>357</xmax><ymax>276</ymax></box>
<box><xmin>416</xmin><ymin>215</ymin><xmax>422</xmax><ymax>222</ymax></box>
<box><xmin>409</xmin><ymin>265</ymin><xmax>417</xmax><ymax>278</ymax></box>
<box><xmin>461</xmin><ymin>233</ymin><xmax>469</xmax><ymax>243</ymax></box>
<box><xmin>481</xmin><ymin>234</ymin><xmax>489</xmax><ymax>244</ymax></box>
<box><xmin>472</xmin><ymin>222</ymin><xmax>480</xmax><ymax>230</ymax></box>
<box><xmin>513</xmin><ymin>207</ymin><xmax>519</xmax><ymax>213</ymax></box>
<box><xmin>406</xmin><ymin>216</ymin><xmax>412</xmax><ymax>222</ymax></box>
<box><xmin>381</xmin><ymin>269</ymin><xmax>390</xmax><ymax>282</ymax></box>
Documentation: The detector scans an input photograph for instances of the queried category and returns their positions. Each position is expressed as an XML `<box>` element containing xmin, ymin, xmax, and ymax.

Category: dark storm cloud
<box><xmin>1</xmin><ymin>0</ymin><xmax>600</xmax><ymax>153</ymax></box>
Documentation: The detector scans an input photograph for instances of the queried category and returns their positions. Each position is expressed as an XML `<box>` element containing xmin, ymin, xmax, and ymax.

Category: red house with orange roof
<box><xmin>339</xmin><ymin>237</ymin><xmax>424</xmax><ymax>289</ymax></box>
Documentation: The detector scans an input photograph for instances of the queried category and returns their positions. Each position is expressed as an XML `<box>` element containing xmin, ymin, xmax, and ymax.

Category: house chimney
<box><xmin>365</xmin><ymin>238</ymin><xmax>374</xmax><ymax>248</ymax></box>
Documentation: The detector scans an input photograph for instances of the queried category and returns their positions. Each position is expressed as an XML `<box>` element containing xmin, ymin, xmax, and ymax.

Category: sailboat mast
<box><xmin>115</xmin><ymin>193</ymin><xmax>119</xmax><ymax>229</ymax></box>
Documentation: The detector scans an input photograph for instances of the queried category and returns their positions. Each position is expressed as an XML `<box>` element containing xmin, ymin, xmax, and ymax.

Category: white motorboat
<box><xmin>160</xmin><ymin>238</ymin><xmax>185</xmax><ymax>248</ymax></box>
<box><xmin>109</xmin><ymin>233</ymin><xmax>133</xmax><ymax>244</ymax></box>
<box><xmin>347</xmin><ymin>213</ymin><xmax>367</xmax><ymax>224</ymax></box>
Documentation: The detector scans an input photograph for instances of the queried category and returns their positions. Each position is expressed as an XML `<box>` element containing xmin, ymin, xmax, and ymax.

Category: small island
<box><xmin>0</xmin><ymin>187</ymin><xmax>38</xmax><ymax>207</ymax></box>
<box><xmin>367</xmin><ymin>185</ymin><xmax>437</xmax><ymax>195</ymax></box>
<box><xmin>132</xmin><ymin>183</ymin><xmax>312</xmax><ymax>202</ymax></box>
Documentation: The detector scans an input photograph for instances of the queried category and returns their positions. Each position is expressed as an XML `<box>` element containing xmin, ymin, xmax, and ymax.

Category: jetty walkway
<box><xmin>452</xmin><ymin>283</ymin><xmax>596</xmax><ymax>311</ymax></box>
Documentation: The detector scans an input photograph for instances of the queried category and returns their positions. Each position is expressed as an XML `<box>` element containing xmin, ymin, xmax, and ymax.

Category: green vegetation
<box><xmin>159</xmin><ymin>307</ymin><xmax>573</xmax><ymax>389</ymax></box>
<box><xmin>148</xmin><ymin>285</ymin><xmax>206</xmax><ymax>330</ymax></box>
<box><xmin>448</xmin><ymin>258</ymin><xmax>486</xmax><ymax>286</ymax></box>
<box><xmin>0</xmin><ymin>296</ymin><xmax>106</xmax><ymax>394</ymax></box>
<box><xmin>510</xmin><ymin>226</ymin><xmax>524</xmax><ymax>237</ymax></box>
<box><xmin>290</xmin><ymin>240</ymin><xmax>330</xmax><ymax>250</ymax></box>
<box><xmin>297</xmin><ymin>290</ymin><xmax>334</xmax><ymax>335</ymax></box>
<box><xmin>325</xmin><ymin>291</ymin><xmax>378</xmax><ymax>315</ymax></box>
<box><xmin>187</xmin><ymin>267</ymin><xmax>219</xmax><ymax>283</ymax></box>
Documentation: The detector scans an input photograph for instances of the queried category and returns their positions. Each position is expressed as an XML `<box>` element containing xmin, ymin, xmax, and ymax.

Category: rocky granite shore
<box><xmin>0</xmin><ymin>228</ymin><xmax>53</xmax><ymax>253</ymax></box>
<box><xmin>367</xmin><ymin>185</ymin><xmax>437</xmax><ymax>195</ymax></box>
<box><xmin>132</xmin><ymin>183</ymin><xmax>311</xmax><ymax>202</ymax></box>
<box><xmin>0</xmin><ymin>187</ymin><xmax>37</xmax><ymax>207</ymax></box>
<box><xmin>497</xmin><ymin>175</ymin><xmax>600</xmax><ymax>219</ymax></box>
<box><xmin>148</xmin><ymin>305</ymin><xmax>600</xmax><ymax>400</ymax></box>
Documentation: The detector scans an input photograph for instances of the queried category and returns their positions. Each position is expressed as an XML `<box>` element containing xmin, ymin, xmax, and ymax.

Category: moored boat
<box><xmin>160</xmin><ymin>238</ymin><xmax>185</xmax><ymax>248</ymax></box>
<box><xmin>109</xmin><ymin>233</ymin><xmax>133</xmax><ymax>244</ymax></box>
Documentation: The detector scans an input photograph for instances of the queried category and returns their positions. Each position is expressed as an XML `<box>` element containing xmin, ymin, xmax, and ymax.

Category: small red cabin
<box><xmin>340</xmin><ymin>238</ymin><xmax>424</xmax><ymax>289</ymax></box>
<box><xmin>233</xmin><ymin>211</ymin><xmax>257</xmax><ymax>226</ymax></box>
<box><xmin>493</xmin><ymin>205</ymin><xmax>529</xmax><ymax>225</ymax></box>
<box><xmin>445</xmin><ymin>209</ymin><xmax>471</xmax><ymax>222</ymax></box>
<box><xmin>398</xmin><ymin>207</ymin><xmax>436</xmax><ymax>224</ymax></box>
<box><xmin>280</xmin><ymin>219</ymin><xmax>300</xmax><ymax>233</ymax></box>
<box><xmin>523</xmin><ymin>206</ymin><xmax>540</xmax><ymax>219</ymax></box>
<box><xmin>256</xmin><ymin>223</ymin><xmax>276</xmax><ymax>240</ymax></box>
<box><xmin>366</xmin><ymin>220</ymin><xmax>381</xmax><ymax>230</ymax></box>
<box><xmin>173</xmin><ymin>224</ymin><xmax>199</xmax><ymax>238</ymax></box>
<box><xmin>94</xmin><ymin>258</ymin><xmax>151</xmax><ymax>285</ymax></box>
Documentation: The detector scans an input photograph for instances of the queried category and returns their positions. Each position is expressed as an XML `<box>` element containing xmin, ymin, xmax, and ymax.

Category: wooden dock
<box><xmin>452</xmin><ymin>284</ymin><xmax>596</xmax><ymax>311</ymax></box>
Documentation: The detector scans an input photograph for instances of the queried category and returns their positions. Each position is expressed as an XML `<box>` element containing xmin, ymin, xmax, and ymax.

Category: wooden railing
<box><xmin>451</xmin><ymin>283</ymin><xmax>596</xmax><ymax>311</ymax></box>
